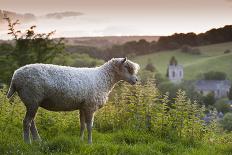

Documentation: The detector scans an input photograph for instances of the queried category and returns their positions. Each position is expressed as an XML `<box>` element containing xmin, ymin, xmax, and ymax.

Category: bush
<box><xmin>224</xmin><ymin>49</ymin><xmax>231</xmax><ymax>54</ymax></box>
<box><xmin>203</xmin><ymin>92</ymin><xmax>216</xmax><ymax>107</ymax></box>
<box><xmin>203</xmin><ymin>71</ymin><xmax>227</xmax><ymax>80</ymax></box>
<box><xmin>221</xmin><ymin>113</ymin><xmax>232</xmax><ymax>131</ymax></box>
<box><xmin>144</xmin><ymin>63</ymin><xmax>156</xmax><ymax>72</ymax></box>
<box><xmin>228</xmin><ymin>85</ymin><xmax>232</xmax><ymax>100</ymax></box>
<box><xmin>214</xmin><ymin>99</ymin><xmax>231</xmax><ymax>114</ymax></box>
<box><xmin>181</xmin><ymin>45</ymin><xmax>201</xmax><ymax>55</ymax></box>
<box><xmin>0</xmin><ymin>17</ymin><xmax>65</xmax><ymax>84</ymax></box>
<box><xmin>95</xmin><ymin>83</ymin><xmax>211</xmax><ymax>141</ymax></box>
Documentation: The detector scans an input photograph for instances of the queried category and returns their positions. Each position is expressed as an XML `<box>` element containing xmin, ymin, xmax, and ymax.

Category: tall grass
<box><xmin>95</xmin><ymin>81</ymin><xmax>215</xmax><ymax>142</ymax></box>
<box><xmin>0</xmin><ymin>83</ymin><xmax>231</xmax><ymax>154</ymax></box>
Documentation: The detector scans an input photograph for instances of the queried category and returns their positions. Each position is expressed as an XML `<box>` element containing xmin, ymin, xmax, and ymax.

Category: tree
<box><xmin>203</xmin><ymin>71</ymin><xmax>227</xmax><ymax>80</ymax></box>
<box><xmin>145</xmin><ymin>63</ymin><xmax>156</xmax><ymax>72</ymax></box>
<box><xmin>228</xmin><ymin>85</ymin><xmax>232</xmax><ymax>100</ymax></box>
<box><xmin>169</xmin><ymin>56</ymin><xmax>178</xmax><ymax>65</ymax></box>
<box><xmin>167</xmin><ymin>56</ymin><xmax>178</xmax><ymax>77</ymax></box>
<box><xmin>0</xmin><ymin>16</ymin><xmax>65</xmax><ymax>84</ymax></box>
<box><xmin>203</xmin><ymin>92</ymin><xmax>216</xmax><ymax>107</ymax></box>
<box><xmin>214</xmin><ymin>99</ymin><xmax>231</xmax><ymax>113</ymax></box>
<box><xmin>221</xmin><ymin>113</ymin><xmax>232</xmax><ymax>131</ymax></box>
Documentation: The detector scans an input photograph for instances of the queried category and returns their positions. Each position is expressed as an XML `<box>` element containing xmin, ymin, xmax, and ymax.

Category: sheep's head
<box><xmin>112</xmin><ymin>58</ymin><xmax>140</xmax><ymax>85</ymax></box>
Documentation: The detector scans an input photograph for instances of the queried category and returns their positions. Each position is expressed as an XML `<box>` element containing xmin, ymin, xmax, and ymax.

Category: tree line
<box><xmin>68</xmin><ymin>25</ymin><xmax>232</xmax><ymax>60</ymax></box>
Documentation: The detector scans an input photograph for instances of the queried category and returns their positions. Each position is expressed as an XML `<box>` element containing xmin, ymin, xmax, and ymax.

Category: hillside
<box><xmin>133</xmin><ymin>41</ymin><xmax>232</xmax><ymax>80</ymax></box>
<box><xmin>63</xmin><ymin>36</ymin><xmax>160</xmax><ymax>49</ymax></box>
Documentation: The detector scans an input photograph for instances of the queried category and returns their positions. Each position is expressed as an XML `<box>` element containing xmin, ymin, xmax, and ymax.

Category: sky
<box><xmin>1</xmin><ymin>0</ymin><xmax>232</xmax><ymax>38</ymax></box>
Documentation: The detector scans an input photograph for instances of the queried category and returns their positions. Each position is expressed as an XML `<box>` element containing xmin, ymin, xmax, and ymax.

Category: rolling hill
<box><xmin>133</xmin><ymin>41</ymin><xmax>232</xmax><ymax>80</ymax></box>
<box><xmin>63</xmin><ymin>36</ymin><xmax>160</xmax><ymax>49</ymax></box>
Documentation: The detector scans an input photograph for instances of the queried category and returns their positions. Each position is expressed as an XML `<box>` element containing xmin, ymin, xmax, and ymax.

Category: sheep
<box><xmin>7</xmin><ymin>57</ymin><xmax>140</xmax><ymax>144</ymax></box>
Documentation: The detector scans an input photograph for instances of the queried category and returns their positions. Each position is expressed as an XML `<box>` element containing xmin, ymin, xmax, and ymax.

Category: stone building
<box><xmin>195</xmin><ymin>80</ymin><xmax>231</xmax><ymax>98</ymax></box>
<box><xmin>168</xmin><ymin>65</ymin><xmax>184</xmax><ymax>83</ymax></box>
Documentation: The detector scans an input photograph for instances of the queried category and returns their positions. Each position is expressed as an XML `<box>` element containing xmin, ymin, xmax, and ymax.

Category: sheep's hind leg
<box><xmin>30</xmin><ymin>120</ymin><xmax>41</xmax><ymax>142</ymax></box>
<box><xmin>85</xmin><ymin>110</ymin><xmax>94</xmax><ymax>144</ymax></box>
<box><xmin>23</xmin><ymin>107</ymin><xmax>38</xmax><ymax>144</ymax></box>
<box><xmin>80</xmin><ymin>109</ymin><xmax>86</xmax><ymax>141</ymax></box>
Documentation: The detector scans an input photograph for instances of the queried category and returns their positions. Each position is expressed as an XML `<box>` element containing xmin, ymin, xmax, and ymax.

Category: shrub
<box><xmin>221</xmin><ymin>113</ymin><xmax>232</xmax><ymax>131</ymax></box>
<box><xmin>214</xmin><ymin>99</ymin><xmax>231</xmax><ymax>114</ymax></box>
<box><xmin>0</xmin><ymin>17</ymin><xmax>64</xmax><ymax>84</ymax></box>
<box><xmin>95</xmin><ymin>82</ymin><xmax>212</xmax><ymax>141</ymax></box>
<box><xmin>228</xmin><ymin>85</ymin><xmax>232</xmax><ymax>100</ymax></box>
<box><xmin>203</xmin><ymin>92</ymin><xmax>216</xmax><ymax>107</ymax></box>
<box><xmin>224</xmin><ymin>49</ymin><xmax>231</xmax><ymax>54</ymax></box>
<box><xmin>181</xmin><ymin>45</ymin><xmax>201</xmax><ymax>55</ymax></box>
<box><xmin>203</xmin><ymin>71</ymin><xmax>227</xmax><ymax>80</ymax></box>
<box><xmin>144</xmin><ymin>63</ymin><xmax>156</xmax><ymax>72</ymax></box>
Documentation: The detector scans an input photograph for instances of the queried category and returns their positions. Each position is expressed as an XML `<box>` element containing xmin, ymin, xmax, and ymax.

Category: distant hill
<box><xmin>63</xmin><ymin>36</ymin><xmax>160</xmax><ymax>49</ymax></box>
<box><xmin>133</xmin><ymin>41</ymin><xmax>232</xmax><ymax>80</ymax></box>
<box><xmin>45</xmin><ymin>12</ymin><xmax>83</xmax><ymax>19</ymax></box>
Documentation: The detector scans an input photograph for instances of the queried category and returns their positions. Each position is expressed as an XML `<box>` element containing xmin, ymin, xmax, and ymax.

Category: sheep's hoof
<box><xmin>24</xmin><ymin>139</ymin><xmax>31</xmax><ymax>144</ymax></box>
<box><xmin>33</xmin><ymin>138</ymin><xmax>42</xmax><ymax>143</ymax></box>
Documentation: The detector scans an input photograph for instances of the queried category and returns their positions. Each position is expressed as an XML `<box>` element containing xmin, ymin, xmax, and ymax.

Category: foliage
<box><xmin>224</xmin><ymin>49</ymin><xmax>231</xmax><ymax>54</ymax></box>
<box><xmin>53</xmin><ymin>53</ymin><xmax>104</xmax><ymax>67</ymax></box>
<box><xmin>138</xmin><ymin>70</ymin><xmax>155</xmax><ymax>85</ymax></box>
<box><xmin>0</xmin><ymin>82</ymin><xmax>230</xmax><ymax>154</ymax></box>
<box><xmin>0</xmin><ymin>17</ymin><xmax>65</xmax><ymax>84</ymax></box>
<box><xmin>144</xmin><ymin>63</ymin><xmax>156</xmax><ymax>72</ymax></box>
<box><xmin>63</xmin><ymin>26</ymin><xmax>232</xmax><ymax>61</ymax></box>
<box><xmin>221</xmin><ymin>113</ymin><xmax>232</xmax><ymax>131</ymax></box>
<box><xmin>133</xmin><ymin>41</ymin><xmax>232</xmax><ymax>80</ymax></box>
<box><xmin>203</xmin><ymin>93</ymin><xmax>216</xmax><ymax>107</ymax></box>
<box><xmin>214</xmin><ymin>99</ymin><xmax>231</xmax><ymax>114</ymax></box>
<box><xmin>157</xmin><ymin>25</ymin><xmax>232</xmax><ymax>51</ymax></box>
<box><xmin>95</xmin><ymin>82</ymin><xmax>213</xmax><ymax>142</ymax></box>
<box><xmin>181</xmin><ymin>45</ymin><xmax>201</xmax><ymax>55</ymax></box>
<box><xmin>202</xmin><ymin>71</ymin><xmax>227</xmax><ymax>80</ymax></box>
<box><xmin>166</xmin><ymin>56</ymin><xmax>178</xmax><ymax>77</ymax></box>
<box><xmin>158</xmin><ymin>81</ymin><xmax>203</xmax><ymax>104</ymax></box>
<box><xmin>228</xmin><ymin>85</ymin><xmax>232</xmax><ymax>100</ymax></box>
<box><xmin>169</xmin><ymin>56</ymin><xmax>178</xmax><ymax>65</ymax></box>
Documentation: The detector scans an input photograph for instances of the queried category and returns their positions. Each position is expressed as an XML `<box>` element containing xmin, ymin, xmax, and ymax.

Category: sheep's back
<box><xmin>13</xmin><ymin>64</ymin><xmax>98</xmax><ymax>105</ymax></box>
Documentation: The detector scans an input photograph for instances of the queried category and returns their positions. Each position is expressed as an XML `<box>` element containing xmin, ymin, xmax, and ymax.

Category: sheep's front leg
<box><xmin>85</xmin><ymin>110</ymin><xmax>94</xmax><ymax>144</ymax></box>
<box><xmin>79</xmin><ymin>109</ymin><xmax>86</xmax><ymax>141</ymax></box>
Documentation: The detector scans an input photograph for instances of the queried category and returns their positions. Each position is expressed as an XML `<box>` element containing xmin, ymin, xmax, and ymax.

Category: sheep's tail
<box><xmin>7</xmin><ymin>81</ymin><xmax>16</xmax><ymax>99</ymax></box>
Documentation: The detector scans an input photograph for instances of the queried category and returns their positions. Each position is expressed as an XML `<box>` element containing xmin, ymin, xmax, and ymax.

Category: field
<box><xmin>133</xmin><ymin>42</ymin><xmax>232</xmax><ymax>80</ymax></box>
<box><xmin>1</xmin><ymin>83</ymin><xmax>232</xmax><ymax>155</ymax></box>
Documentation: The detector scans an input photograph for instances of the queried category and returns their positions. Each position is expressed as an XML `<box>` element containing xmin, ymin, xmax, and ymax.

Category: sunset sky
<box><xmin>1</xmin><ymin>0</ymin><xmax>232</xmax><ymax>38</ymax></box>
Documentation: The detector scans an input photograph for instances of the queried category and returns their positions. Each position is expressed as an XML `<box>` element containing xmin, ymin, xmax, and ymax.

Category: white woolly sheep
<box><xmin>7</xmin><ymin>57</ymin><xmax>140</xmax><ymax>144</ymax></box>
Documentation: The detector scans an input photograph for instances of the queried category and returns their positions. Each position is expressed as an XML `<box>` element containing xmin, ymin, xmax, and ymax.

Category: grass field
<box><xmin>133</xmin><ymin>42</ymin><xmax>232</xmax><ymax>80</ymax></box>
<box><xmin>1</xmin><ymin>130</ymin><xmax>232</xmax><ymax>155</ymax></box>
<box><xmin>1</xmin><ymin>100</ymin><xmax>232</xmax><ymax>155</ymax></box>
<box><xmin>1</xmin><ymin>84</ymin><xmax>232</xmax><ymax>155</ymax></box>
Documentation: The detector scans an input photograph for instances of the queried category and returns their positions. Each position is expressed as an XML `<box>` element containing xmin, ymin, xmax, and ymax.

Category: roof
<box><xmin>195</xmin><ymin>80</ymin><xmax>231</xmax><ymax>91</ymax></box>
<box><xmin>168</xmin><ymin>65</ymin><xmax>183</xmax><ymax>70</ymax></box>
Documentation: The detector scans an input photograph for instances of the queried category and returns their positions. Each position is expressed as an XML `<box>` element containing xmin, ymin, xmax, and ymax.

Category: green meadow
<box><xmin>133</xmin><ymin>42</ymin><xmax>232</xmax><ymax>80</ymax></box>
<box><xmin>1</xmin><ymin>83</ymin><xmax>232</xmax><ymax>155</ymax></box>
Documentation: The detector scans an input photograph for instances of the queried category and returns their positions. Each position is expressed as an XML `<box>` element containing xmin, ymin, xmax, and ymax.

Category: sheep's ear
<box><xmin>121</xmin><ymin>57</ymin><xmax>127</xmax><ymax>64</ymax></box>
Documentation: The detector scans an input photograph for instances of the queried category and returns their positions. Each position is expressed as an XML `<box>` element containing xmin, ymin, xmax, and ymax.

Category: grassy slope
<box><xmin>133</xmin><ymin>42</ymin><xmax>232</xmax><ymax>80</ymax></box>
<box><xmin>0</xmin><ymin>90</ymin><xmax>231</xmax><ymax>155</ymax></box>
<box><xmin>1</xmin><ymin>130</ymin><xmax>232</xmax><ymax>155</ymax></box>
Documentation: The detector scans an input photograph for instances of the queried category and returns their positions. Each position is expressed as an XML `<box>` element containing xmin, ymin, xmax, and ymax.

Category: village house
<box><xmin>195</xmin><ymin>80</ymin><xmax>231</xmax><ymax>98</ymax></box>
